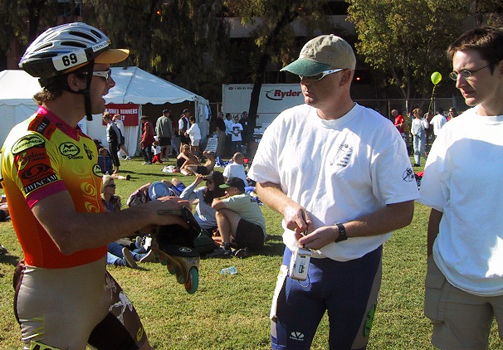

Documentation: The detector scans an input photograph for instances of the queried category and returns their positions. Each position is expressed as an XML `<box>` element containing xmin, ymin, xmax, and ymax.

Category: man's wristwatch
<box><xmin>334</xmin><ymin>222</ymin><xmax>347</xmax><ymax>243</ymax></box>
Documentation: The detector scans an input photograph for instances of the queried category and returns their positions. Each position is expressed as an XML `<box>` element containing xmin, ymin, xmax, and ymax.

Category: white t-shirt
<box><xmin>431</xmin><ymin>114</ymin><xmax>447</xmax><ymax>135</ymax></box>
<box><xmin>231</xmin><ymin>122</ymin><xmax>243</xmax><ymax>142</ymax></box>
<box><xmin>224</xmin><ymin>119</ymin><xmax>233</xmax><ymax>135</ymax></box>
<box><xmin>223</xmin><ymin>162</ymin><xmax>249</xmax><ymax>187</ymax></box>
<box><xmin>187</xmin><ymin>123</ymin><xmax>201</xmax><ymax>141</ymax></box>
<box><xmin>249</xmin><ymin>103</ymin><xmax>419</xmax><ymax>261</ymax></box>
<box><xmin>419</xmin><ymin>107</ymin><xmax>503</xmax><ymax>296</ymax></box>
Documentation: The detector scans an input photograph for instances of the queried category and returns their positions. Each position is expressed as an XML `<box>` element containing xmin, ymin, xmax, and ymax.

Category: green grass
<box><xmin>1</xmin><ymin>157</ymin><xmax>502</xmax><ymax>349</ymax></box>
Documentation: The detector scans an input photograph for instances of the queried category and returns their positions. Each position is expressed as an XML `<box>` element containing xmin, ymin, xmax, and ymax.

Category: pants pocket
<box><xmin>424</xmin><ymin>256</ymin><xmax>447</xmax><ymax>323</ymax></box>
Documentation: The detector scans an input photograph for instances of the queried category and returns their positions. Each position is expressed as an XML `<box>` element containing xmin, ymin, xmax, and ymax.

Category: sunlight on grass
<box><xmin>1</xmin><ymin>158</ymin><xmax>503</xmax><ymax>349</ymax></box>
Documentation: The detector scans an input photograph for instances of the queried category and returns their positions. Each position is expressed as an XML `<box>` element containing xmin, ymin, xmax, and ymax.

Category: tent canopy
<box><xmin>107</xmin><ymin>66</ymin><xmax>209</xmax><ymax>105</ymax></box>
<box><xmin>0</xmin><ymin>67</ymin><xmax>209</xmax><ymax>152</ymax></box>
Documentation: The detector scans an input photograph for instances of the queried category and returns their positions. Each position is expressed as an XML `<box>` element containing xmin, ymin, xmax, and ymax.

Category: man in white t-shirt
<box><xmin>430</xmin><ymin>108</ymin><xmax>447</xmax><ymax>142</ymax></box>
<box><xmin>248</xmin><ymin>34</ymin><xmax>418</xmax><ymax>350</ymax></box>
<box><xmin>223</xmin><ymin>152</ymin><xmax>249</xmax><ymax>187</ymax></box>
<box><xmin>419</xmin><ymin>26</ymin><xmax>503</xmax><ymax>350</ymax></box>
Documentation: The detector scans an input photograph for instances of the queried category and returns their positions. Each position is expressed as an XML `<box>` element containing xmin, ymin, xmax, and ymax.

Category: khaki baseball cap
<box><xmin>281</xmin><ymin>34</ymin><xmax>356</xmax><ymax>76</ymax></box>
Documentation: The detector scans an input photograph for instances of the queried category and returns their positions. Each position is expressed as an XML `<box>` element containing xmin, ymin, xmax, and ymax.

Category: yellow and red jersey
<box><xmin>1</xmin><ymin>106</ymin><xmax>106</xmax><ymax>268</ymax></box>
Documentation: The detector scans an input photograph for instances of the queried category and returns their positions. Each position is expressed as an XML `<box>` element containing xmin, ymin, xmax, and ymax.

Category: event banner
<box><xmin>103</xmin><ymin>104</ymin><xmax>140</xmax><ymax>126</ymax></box>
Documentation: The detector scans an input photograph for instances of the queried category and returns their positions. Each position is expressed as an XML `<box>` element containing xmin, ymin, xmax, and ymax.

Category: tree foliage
<box><xmin>82</xmin><ymin>0</ymin><xmax>229</xmax><ymax>101</ymax></box>
<box><xmin>223</xmin><ymin>0</ymin><xmax>339</xmax><ymax>120</ymax></box>
<box><xmin>346</xmin><ymin>0</ymin><xmax>471</xmax><ymax>100</ymax></box>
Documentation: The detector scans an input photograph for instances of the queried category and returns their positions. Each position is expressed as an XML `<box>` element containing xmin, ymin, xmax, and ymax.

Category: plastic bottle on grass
<box><xmin>220</xmin><ymin>266</ymin><xmax>237</xmax><ymax>275</ymax></box>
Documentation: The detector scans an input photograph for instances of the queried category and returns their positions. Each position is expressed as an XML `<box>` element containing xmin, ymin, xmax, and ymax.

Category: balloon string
<box><xmin>427</xmin><ymin>85</ymin><xmax>437</xmax><ymax>114</ymax></box>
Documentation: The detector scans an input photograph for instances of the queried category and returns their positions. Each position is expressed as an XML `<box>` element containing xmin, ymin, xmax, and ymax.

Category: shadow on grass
<box><xmin>260</xmin><ymin>235</ymin><xmax>284</xmax><ymax>256</ymax></box>
<box><xmin>0</xmin><ymin>252</ymin><xmax>21</xmax><ymax>269</ymax></box>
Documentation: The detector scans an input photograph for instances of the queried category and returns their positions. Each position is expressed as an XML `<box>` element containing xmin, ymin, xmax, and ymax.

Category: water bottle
<box><xmin>220</xmin><ymin>266</ymin><xmax>237</xmax><ymax>275</ymax></box>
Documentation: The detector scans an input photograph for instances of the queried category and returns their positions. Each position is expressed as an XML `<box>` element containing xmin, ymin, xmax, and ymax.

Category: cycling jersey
<box><xmin>1</xmin><ymin>106</ymin><xmax>106</xmax><ymax>268</ymax></box>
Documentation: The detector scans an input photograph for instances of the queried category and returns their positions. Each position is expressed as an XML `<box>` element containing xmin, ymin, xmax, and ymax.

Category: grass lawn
<box><xmin>1</xmin><ymin>156</ymin><xmax>502</xmax><ymax>349</ymax></box>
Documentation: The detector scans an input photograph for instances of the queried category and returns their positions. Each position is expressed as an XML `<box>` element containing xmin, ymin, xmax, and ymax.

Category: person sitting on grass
<box><xmin>210</xmin><ymin>177</ymin><xmax>267</xmax><ymax>258</ymax></box>
<box><xmin>176</xmin><ymin>146</ymin><xmax>216</xmax><ymax>176</ymax></box>
<box><xmin>180</xmin><ymin>171</ymin><xmax>226</xmax><ymax>233</ymax></box>
<box><xmin>102</xmin><ymin>175</ymin><xmax>154</xmax><ymax>267</ymax></box>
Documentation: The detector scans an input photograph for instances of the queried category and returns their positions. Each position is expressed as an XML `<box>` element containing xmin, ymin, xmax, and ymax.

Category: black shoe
<box><xmin>207</xmin><ymin>247</ymin><xmax>232</xmax><ymax>258</ymax></box>
<box><xmin>413</xmin><ymin>163</ymin><xmax>420</xmax><ymax>167</ymax></box>
<box><xmin>234</xmin><ymin>247</ymin><xmax>250</xmax><ymax>259</ymax></box>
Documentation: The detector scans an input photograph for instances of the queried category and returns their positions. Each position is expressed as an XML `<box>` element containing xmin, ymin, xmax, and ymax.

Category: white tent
<box><xmin>0</xmin><ymin>67</ymin><xmax>210</xmax><ymax>155</ymax></box>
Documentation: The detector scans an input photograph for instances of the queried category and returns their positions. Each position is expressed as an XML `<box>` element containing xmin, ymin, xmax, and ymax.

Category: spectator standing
<box><xmin>1</xmin><ymin>21</ymin><xmax>189</xmax><ymax>349</ymax></box>
<box><xmin>239</xmin><ymin>111</ymin><xmax>254</xmax><ymax>156</ymax></box>
<box><xmin>411</xmin><ymin>108</ymin><xmax>429</xmax><ymax>167</ymax></box>
<box><xmin>420</xmin><ymin>26</ymin><xmax>503</xmax><ymax>350</ymax></box>
<box><xmin>430</xmin><ymin>108</ymin><xmax>447</xmax><ymax>142</ymax></box>
<box><xmin>151</xmin><ymin>138</ymin><xmax>163</xmax><ymax>164</ymax></box>
<box><xmin>178</xmin><ymin>109</ymin><xmax>191</xmax><ymax>151</ymax></box>
<box><xmin>248</xmin><ymin>34</ymin><xmax>418</xmax><ymax>349</ymax></box>
<box><xmin>223</xmin><ymin>152</ymin><xmax>249</xmax><ymax>186</ymax></box>
<box><xmin>155</xmin><ymin>109</ymin><xmax>174</xmax><ymax>161</ymax></box>
<box><xmin>103</xmin><ymin>112</ymin><xmax>121</xmax><ymax>174</ymax></box>
<box><xmin>224</xmin><ymin>113</ymin><xmax>234</xmax><ymax>157</ymax></box>
<box><xmin>186</xmin><ymin>116</ymin><xmax>201</xmax><ymax>155</ymax></box>
<box><xmin>230</xmin><ymin>115</ymin><xmax>243</xmax><ymax>153</ymax></box>
<box><xmin>447</xmin><ymin>106</ymin><xmax>458</xmax><ymax>121</ymax></box>
<box><xmin>140</xmin><ymin>115</ymin><xmax>155</xmax><ymax>165</ymax></box>
<box><xmin>392</xmin><ymin>109</ymin><xmax>407</xmax><ymax>143</ymax></box>
<box><xmin>112</xmin><ymin>114</ymin><xmax>131</xmax><ymax>160</ymax></box>
<box><xmin>215</xmin><ymin>112</ymin><xmax>227</xmax><ymax>157</ymax></box>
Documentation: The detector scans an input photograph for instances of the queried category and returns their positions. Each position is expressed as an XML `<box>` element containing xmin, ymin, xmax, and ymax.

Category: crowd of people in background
<box><xmin>391</xmin><ymin>105</ymin><xmax>458</xmax><ymax>167</ymax></box>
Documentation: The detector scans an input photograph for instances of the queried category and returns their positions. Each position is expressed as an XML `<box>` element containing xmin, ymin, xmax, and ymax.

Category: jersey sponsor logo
<box><xmin>289</xmin><ymin>331</ymin><xmax>305</xmax><ymax>341</ymax></box>
<box><xmin>59</xmin><ymin>142</ymin><xmax>83</xmax><ymax>159</ymax></box>
<box><xmin>20</xmin><ymin>163</ymin><xmax>52</xmax><ymax>180</ymax></box>
<box><xmin>11</xmin><ymin>135</ymin><xmax>45</xmax><ymax>154</ymax></box>
<box><xmin>23</xmin><ymin>173</ymin><xmax>58</xmax><ymax>194</ymax></box>
<box><xmin>92</xmin><ymin>164</ymin><xmax>103</xmax><ymax>177</ymax></box>
<box><xmin>15</xmin><ymin>149</ymin><xmax>47</xmax><ymax>171</ymax></box>
<box><xmin>85</xmin><ymin>201</ymin><xmax>100</xmax><ymax>213</ymax></box>
<box><xmin>81</xmin><ymin>182</ymin><xmax>97</xmax><ymax>198</ymax></box>
<box><xmin>28</xmin><ymin>116</ymin><xmax>57</xmax><ymax>139</ymax></box>
<box><xmin>402</xmin><ymin>168</ymin><xmax>415</xmax><ymax>182</ymax></box>
<box><xmin>84</xmin><ymin>144</ymin><xmax>94</xmax><ymax>160</ymax></box>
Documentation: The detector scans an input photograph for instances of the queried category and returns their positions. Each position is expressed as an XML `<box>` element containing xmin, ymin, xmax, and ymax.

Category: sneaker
<box><xmin>126</xmin><ymin>156</ymin><xmax>132</xmax><ymax>160</ymax></box>
<box><xmin>122</xmin><ymin>247</ymin><xmax>138</xmax><ymax>268</ymax></box>
<box><xmin>139</xmin><ymin>249</ymin><xmax>155</xmax><ymax>263</ymax></box>
<box><xmin>0</xmin><ymin>244</ymin><xmax>7</xmax><ymax>255</ymax></box>
<box><xmin>234</xmin><ymin>247</ymin><xmax>250</xmax><ymax>259</ymax></box>
<box><xmin>207</xmin><ymin>247</ymin><xmax>232</xmax><ymax>258</ymax></box>
<box><xmin>142</xmin><ymin>161</ymin><xmax>152</xmax><ymax>165</ymax></box>
<box><xmin>143</xmin><ymin>236</ymin><xmax>152</xmax><ymax>252</ymax></box>
<box><xmin>126</xmin><ymin>174</ymin><xmax>131</xmax><ymax>180</ymax></box>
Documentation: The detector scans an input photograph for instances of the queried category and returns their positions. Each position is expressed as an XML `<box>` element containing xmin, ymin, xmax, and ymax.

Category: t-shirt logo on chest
<box><xmin>330</xmin><ymin>143</ymin><xmax>353</xmax><ymax>167</ymax></box>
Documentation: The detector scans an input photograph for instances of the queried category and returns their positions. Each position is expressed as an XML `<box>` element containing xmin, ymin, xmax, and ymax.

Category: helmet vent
<box><xmin>61</xmin><ymin>40</ymin><xmax>87</xmax><ymax>48</ymax></box>
<box><xmin>68</xmin><ymin>30</ymin><xmax>98</xmax><ymax>43</ymax></box>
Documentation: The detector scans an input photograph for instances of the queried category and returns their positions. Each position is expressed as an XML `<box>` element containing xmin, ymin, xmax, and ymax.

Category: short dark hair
<box><xmin>447</xmin><ymin>26</ymin><xmax>503</xmax><ymax>74</ymax></box>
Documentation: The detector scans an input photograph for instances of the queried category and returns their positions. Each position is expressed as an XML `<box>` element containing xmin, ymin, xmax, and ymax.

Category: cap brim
<box><xmin>280</xmin><ymin>58</ymin><xmax>331</xmax><ymax>76</ymax></box>
<box><xmin>219</xmin><ymin>184</ymin><xmax>231</xmax><ymax>189</ymax></box>
<box><xmin>95</xmin><ymin>49</ymin><xmax>130</xmax><ymax>64</ymax></box>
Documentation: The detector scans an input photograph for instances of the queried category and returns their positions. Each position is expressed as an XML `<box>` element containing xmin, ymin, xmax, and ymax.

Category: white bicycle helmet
<box><xmin>19</xmin><ymin>22</ymin><xmax>128</xmax><ymax>79</ymax></box>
